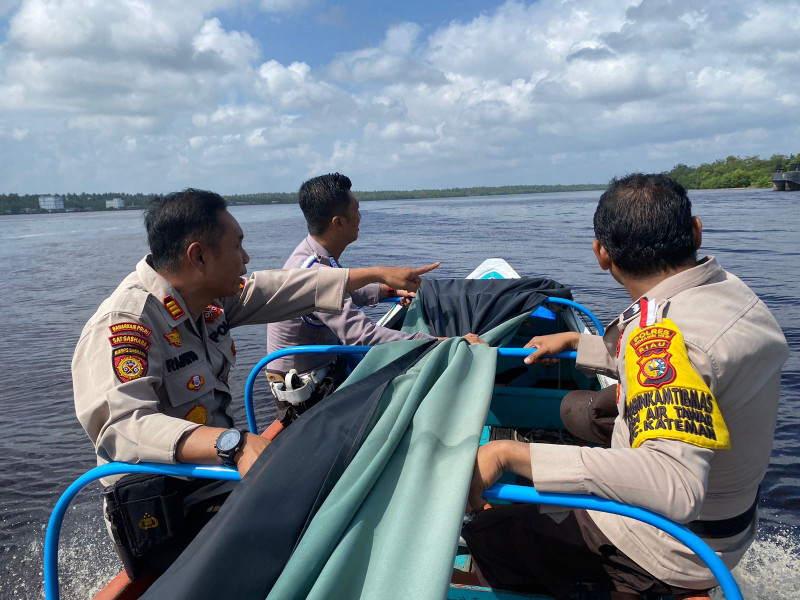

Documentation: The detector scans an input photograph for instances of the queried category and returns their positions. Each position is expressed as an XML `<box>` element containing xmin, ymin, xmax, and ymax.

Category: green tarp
<box><xmin>268</xmin><ymin>313</ymin><xmax>529</xmax><ymax>600</ymax></box>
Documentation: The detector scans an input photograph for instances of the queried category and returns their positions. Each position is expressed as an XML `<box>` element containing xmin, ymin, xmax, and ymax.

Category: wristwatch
<box><xmin>214</xmin><ymin>428</ymin><xmax>247</xmax><ymax>467</ymax></box>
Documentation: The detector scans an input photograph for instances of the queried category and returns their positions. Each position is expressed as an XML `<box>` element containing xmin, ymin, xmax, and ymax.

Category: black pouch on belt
<box><xmin>103</xmin><ymin>473</ymin><xmax>185</xmax><ymax>580</ymax></box>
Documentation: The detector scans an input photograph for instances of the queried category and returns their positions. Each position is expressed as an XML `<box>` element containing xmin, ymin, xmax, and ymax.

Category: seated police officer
<box><xmin>72</xmin><ymin>188</ymin><xmax>438</xmax><ymax>578</ymax></box>
<box><xmin>265</xmin><ymin>173</ymin><xmax>438</xmax><ymax>428</ymax></box>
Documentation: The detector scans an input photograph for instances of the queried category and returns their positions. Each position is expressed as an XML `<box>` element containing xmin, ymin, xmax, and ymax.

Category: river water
<box><xmin>0</xmin><ymin>189</ymin><xmax>797</xmax><ymax>599</ymax></box>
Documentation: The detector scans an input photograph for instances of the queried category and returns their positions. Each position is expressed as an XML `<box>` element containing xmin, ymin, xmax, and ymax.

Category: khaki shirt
<box><xmin>72</xmin><ymin>256</ymin><xmax>348</xmax><ymax>475</ymax></box>
<box><xmin>266</xmin><ymin>235</ymin><xmax>434</xmax><ymax>375</ymax></box>
<box><xmin>529</xmin><ymin>257</ymin><xmax>788</xmax><ymax>586</ymax></box>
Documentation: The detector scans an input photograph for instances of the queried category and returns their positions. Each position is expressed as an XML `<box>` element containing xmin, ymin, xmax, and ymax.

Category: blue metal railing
<box><xmin>44</xmin><ymin>467</ymin><xmax>742</xmax><ymax>600</ymax></box>
<box><xmin>543</xmin><ymin>297</ymin><xmax>604</xmax><ymax>335</ymax></box>
<box><xmin>244</xmin><ymin>344</ymin><xmax>579</xmax><ymax>433</ymax></box>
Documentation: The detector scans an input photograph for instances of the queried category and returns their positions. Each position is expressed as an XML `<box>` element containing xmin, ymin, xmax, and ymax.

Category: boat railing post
<box><xmin>44</xmin><ymin>463</ymin><xmax>239</xmax><ymax>600</ymax></box>
<box><xmin>482</xmin><ymin>484</ymin><xmax>743</xmax><ymax>600</ymax></box>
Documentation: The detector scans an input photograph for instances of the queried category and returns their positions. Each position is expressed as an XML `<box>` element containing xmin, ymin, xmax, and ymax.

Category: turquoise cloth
<box><xmin>268</xmin><ymin>314</ymin><xmax>528</xmax><ymax>600</ymax></box>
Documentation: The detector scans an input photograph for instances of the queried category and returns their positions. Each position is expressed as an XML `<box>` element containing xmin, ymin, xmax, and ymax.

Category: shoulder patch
<box><xmin>109</xmin><ymin>322</ymin><xmax>152</xmax><ymax>338</ymax></box>
<box><xmin>109</xmin><ymin>333</ymin><xmax>151</xmax><ymax>351</ymax></box>
<box><xmin>163</xmin><ymin>295</ymin><xmax>186</xmax><ymax>320</ymax></box>
<box><xmin>113</xmin><ymin>346</ymin><xmax>149</xmax><ymax>383</ymax></box>
<box><xmin>624</xmin><ymin>318</ymin><xmax>729</xmax><ymax>450</ymax></box>
<box><xmin>187</xmin><ymin>374</ymin><xmax>204</xmax><ymax>391</ymax></box>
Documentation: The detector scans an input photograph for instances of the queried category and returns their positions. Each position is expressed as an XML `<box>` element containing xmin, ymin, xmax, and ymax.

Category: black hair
<box><xmin>144</xmin><ymin>188</ymin><xmax>228</xmax><ymax>272</ymax></box>
<box><xmin>298</xmin><ymin>173</ymin><xmax>353</xmax><ymax>236</ymax></box>
<box><xmin>593</xmin><ymin>173</ymin><xmax>696</xmax><ymax>277</ymax></box>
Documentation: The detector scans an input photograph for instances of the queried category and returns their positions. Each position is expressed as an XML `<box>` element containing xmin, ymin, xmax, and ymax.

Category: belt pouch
<box><xmin>103</xmin><ymin>473</ymin><xmax>184</xmax><ymax>578</ymax></box>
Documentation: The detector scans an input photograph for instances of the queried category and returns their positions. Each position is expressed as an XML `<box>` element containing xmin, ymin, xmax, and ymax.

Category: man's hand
<box><xmin>235</xmin><ymin>433</ymin><xmax>270</xmax><ymax>478</ymax></box>
<box><xmin>463</xmin><ymin>333</ymin><xmax>488</xmax><ymax>346</ymax></box>
<box><xmin>380</xmin><ymin>263</ymin><xmax>440</xmax><ymax>292</ymax></box>
<box><xmin>467</xmin><ymin>441</ymin><xmax>532</xmax><ymax>514</ymax></box>
<box><xmin>523</xmin><ymin>332</ymin><xmax>581</xmax><ymax>365</ymax></box>
<box><xmin>395</xmin><ymin>289</ymin><xmax>416</xmax><ymax>308</ymax></box>
<box><xmin>347</xmin><ymin>263</ymin><xmax>440</xmax><ymax>294</ymax></box>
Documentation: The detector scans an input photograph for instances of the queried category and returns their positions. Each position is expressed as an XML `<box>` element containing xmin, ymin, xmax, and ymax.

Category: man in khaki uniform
<box><xmin>72</xmin><ymin>188</ymin><xmax>438</xmax><ymax>576</ymax></box>
<box><xmin>463</xmin><ymin>174</ymin><xmax>788</xmax><ymax>599</ymax></box>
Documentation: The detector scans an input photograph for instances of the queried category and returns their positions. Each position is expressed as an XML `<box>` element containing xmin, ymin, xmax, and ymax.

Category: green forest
<box><xmin>2</xmin><ymin>154</ymin><xmax>798</xmax><ymax>215</ymax></box>
<box><xmin>665</xmin><ymin>153</ymin><xmax>799</xmax><ymax>190</ymax></box>
<box><xmin>0</xmin><ymin>184</ymin><xmax>604</xmax><ymax>214</ymax></box>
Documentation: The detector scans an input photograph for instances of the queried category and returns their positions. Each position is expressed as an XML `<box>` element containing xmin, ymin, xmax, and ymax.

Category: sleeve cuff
<box><xmin>576</xmin><ymin>333</ymin><xmax>616</xmax><ymax>376</ymax></box>
<box><xmin>530</xmin><ymin>443</ymin><xmax>588</xmax><ymax>494</ymax></box>
<box><xmin>314</xmin><ymin>267</ymin><xmax>348</xmax><ymax>314</ymax></box>
<box><xmin>137</xmin><ymin>418</ymin><xmax>201</xmax><ymax>464</ymax></box>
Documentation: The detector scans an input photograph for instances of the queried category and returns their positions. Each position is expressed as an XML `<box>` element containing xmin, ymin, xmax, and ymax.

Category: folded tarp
<box><xmin>401</xmin><ymin>277</ymin><xmax>573</xmax><ymax>339</ymax></box>
<box><xmin>141</xmin><ymin>341</ymin><xmax>437</xmax><ymax>600</ymax></box>
<box><xmin>267</xmin><ymin>319</ymin><xmax>521</xmax><ymax>600</ymax></box>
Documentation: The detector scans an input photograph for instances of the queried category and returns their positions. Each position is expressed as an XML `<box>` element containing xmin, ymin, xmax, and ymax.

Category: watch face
<box><xmin>217</xmin><ymin>429</ymin><xmax>241</xmax><ymax>452</ymax></box>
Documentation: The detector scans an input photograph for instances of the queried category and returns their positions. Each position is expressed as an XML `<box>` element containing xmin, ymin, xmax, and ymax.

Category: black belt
<box><xmin>686</xmin><ymin>489</ymin><xmax>759</xmax><ymax>539</ymax></box>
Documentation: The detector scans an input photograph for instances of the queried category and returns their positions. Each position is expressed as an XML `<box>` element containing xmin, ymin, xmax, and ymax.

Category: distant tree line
<box><xmin>0</xmin><ymin>184</ymin><xmax>605</xmax><ymax>215</ymax></box>
<box><xmin>665</xmin><ymin>153</ymin><xmax>800</xmax><ymax>190</ymax></box>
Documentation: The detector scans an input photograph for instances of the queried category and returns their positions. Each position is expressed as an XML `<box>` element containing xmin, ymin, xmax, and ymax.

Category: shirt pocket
<box><xmin>162</xmin><ymin>361</ymin><xmax>215</xmax><ymax>410</ymax></box>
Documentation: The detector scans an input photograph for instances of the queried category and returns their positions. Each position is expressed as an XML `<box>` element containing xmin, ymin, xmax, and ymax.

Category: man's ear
<box><xmin>186</xmin><ymin>241</ymin><xmax>205</xmax><ymax>270</ymax></box>
<box><xmin>330</xmin><ymin>215</ymin><xmax>343</xmax><ymax>232</ymax></box>
<box><xmin>592</xmin><ymin>239</ymin><xmax>612</xmax><ymax>271</ymax></box>
<box><xmin>692</xmin><ymin>217</ymin><xmax>703</xmax><ymax>250</ymax></box>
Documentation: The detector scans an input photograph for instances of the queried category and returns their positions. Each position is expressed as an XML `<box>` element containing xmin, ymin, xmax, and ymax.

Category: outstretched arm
<box><xmin>347</xmin><ymin>262</ymin><xmax>440</xmax><ymax>294</ymax></box>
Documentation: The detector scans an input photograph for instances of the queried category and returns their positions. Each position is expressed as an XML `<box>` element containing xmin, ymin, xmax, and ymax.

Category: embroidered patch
<box><xmin>187</xmin><ymin>374</ymin><xmax>204</xmax><ymax>391</ymax></box>
<box><xmin>109</xmin><ymin>322</ymin><xmax>152</xmax><ymax>338</ymax></box>
<box><xmin>138</xmin><ymin>513</ymin><xmax>159</xmax><ymax>531</ymax></box>
<box><xmin>208</xmin><ymin>320</ymin><xmax>230</xmax><ymax>343</ymax></box>
<box><xmin>239</xmin><ymin>277</ymin><xmax>246</xmax><ymax>289</ymax></box>
<box><xmin>204</xmin><ymin>305</ymin><xmax>223</xmax><ymax>323</ymax></box>
<box><xmin>163</xmin><ymin>328</ymin><xmax>182</xmax><ymax>347</ymax></box>
<box><xmin>112</xmin><ymin>346</ymin><xmax>148</xmax><ymax>383</ymax></box>
<box><xmin>109</xmin><ymin>333</ymin><xmax>151</xmax><ymax>351</ymax></box>
<box><xmin>185</xmin><ymin>405</ymin><xmax>208</xmax><ymax>424</ymax></box>
<box><xmin>165</xmin><ymin>351</ymin><xmax>199</xmax><ymax>373</ymax></box>
<box><xmin>163</xmin><ymin>295</ymin><xmax>185</xmax><ymax>320</ymax></box>
<box><xmin>230</xmin><ymin>341</ymin><xmax>236</xmax><ymax>357</ymax></box>
<box><xmin>624</xmin><ymin>318</ymin><xmax>730</xmax><ymax>451</ymax></box>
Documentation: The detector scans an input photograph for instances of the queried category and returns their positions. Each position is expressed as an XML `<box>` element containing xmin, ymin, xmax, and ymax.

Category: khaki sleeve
<box><xmin>530</xmin><ymin>437</ymin><xmax>713</xmax><ymax>523</ymax></box>
<box><xmin>222</xmin><ymin>267</ymin><xmax>348</xmax><ymax>327</ymax></box>
<box><xmin>575</xmin><ymin>332</ymin><xmax>618</xmax><ymax>378</ymax></box>
<box><xmin>72</xmin><ymin>313</ymin><xmax>199</xmax><ymax>465</ymax></box>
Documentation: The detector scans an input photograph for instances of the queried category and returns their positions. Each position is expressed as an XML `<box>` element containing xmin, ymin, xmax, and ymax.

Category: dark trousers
<box><xmin>559</xmin><ymin>384</ymin><xmax>618</xmax><ymax>446</ymax></box>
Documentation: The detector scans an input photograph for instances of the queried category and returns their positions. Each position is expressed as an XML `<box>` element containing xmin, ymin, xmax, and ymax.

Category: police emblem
<box><xmin>629</xmin><ymin>325</ymin><xmax>677</xmax><ymax>388</ymax></box>
<box><xmin>164</xmin><ymin>328</ymin><xmax>182</xmax><ymax>347</ymax></box>
<box><xmin>187</xmin><ymin>374</ymin><xmax>204</xmax><ymax>391</ymax></box>
<box><xmin>204</xmin><ymin>305</ymin><xmax>223</xmax><ymax>323</ymax></box>
<box><xmin>113</xmin><ymin>346</ymin><xmax>148</xmax><ymax>383</ymax></box>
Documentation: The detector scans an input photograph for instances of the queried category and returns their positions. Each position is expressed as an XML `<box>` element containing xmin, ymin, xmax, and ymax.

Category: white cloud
<box><xmin>1</xmin><ymin>0</ymin><xmax>800</xmax><ymax>193</ymax></box>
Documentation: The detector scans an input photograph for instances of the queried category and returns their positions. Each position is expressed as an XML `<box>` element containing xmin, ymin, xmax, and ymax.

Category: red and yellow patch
<box><xmin>112</xmin><ymin>346</ymin><xmax>148</xmax><ymax>383</ymax></box>
<box><xmin>203</xmin><ymin>305</ymin><xmax>224</xmax><ymax>323</ymax></box>
<box><xmin>185</xmin><ymin>405</ymin><xmax>208</xmax><ymax>424</ymax></box>
<box><xmin>163</xmin><ymin>328</ymin><xmax>182</xmax><ymax>347</ymax></box>
<box><xmin>187</xmin><ymin>374</ymin><xmax>204</xmax><ymax>391</ymax></box>
<box><xmin>163</xmin><ymin>295</ymin><xmax>186</xmax><ymax>320</ymax></box>
<box><xmin>239</xmin><ymin>277</ymin><xmax>247</xmax><ymax>289</ymax></box>
<box><xmin>109</xmin><ymin>322</ymin><xmax>152</xmax><ymax>337</ymax></box>
<box><xmin>109</xmin><ymin>334</ymin><xmax>151</xmax><ymax>351</ymax></box>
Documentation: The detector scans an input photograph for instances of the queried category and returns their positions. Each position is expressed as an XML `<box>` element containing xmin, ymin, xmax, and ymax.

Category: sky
<box><xmin>0</xmin><ymin>0</ymin><xmax>798</xmax><ymax>194</ymax></box>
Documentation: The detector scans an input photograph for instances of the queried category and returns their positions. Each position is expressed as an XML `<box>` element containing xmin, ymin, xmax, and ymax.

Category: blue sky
<box><xmin>0</xmin><ymin>0</ymin><xmax>798</xmax><ymax>194</ymax></box>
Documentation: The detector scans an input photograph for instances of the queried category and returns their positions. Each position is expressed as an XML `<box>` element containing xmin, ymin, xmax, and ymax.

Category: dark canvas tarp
<box><xmin>401</xmin><ymin>277</ymin><xmax>572</xmax><ymax>338</ymax></box>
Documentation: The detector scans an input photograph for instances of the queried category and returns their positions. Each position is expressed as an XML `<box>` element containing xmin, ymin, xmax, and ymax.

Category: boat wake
<box><xmin>712</xmin><ymin>528</ymin><xmax>800</xmax><ymax>599</ymax></box>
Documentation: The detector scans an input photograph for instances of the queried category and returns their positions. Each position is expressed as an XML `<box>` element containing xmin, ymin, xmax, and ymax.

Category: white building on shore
<box><xmin>38</xmin><ymin>196</ymin><xmax>64</xmax><ymax>211</ymax></box>
<box><xmin>106</xmin><ymin>198</ymin><xmax>126</xmax><ymax>209</ymax></box>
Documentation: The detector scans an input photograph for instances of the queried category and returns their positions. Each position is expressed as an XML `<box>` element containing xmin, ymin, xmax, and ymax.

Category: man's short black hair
<box><xmin>298</xmin><ymin>173</ymin><xmax>353</xmax><ymax>236</ymax></box>
<box><xmin>594</xmin><ymin>173</ymin><xmax>696</xmax><ymax>277</ymax></box>
<box><xmin>144</xmin><ymin>188</ymin><xmax>228</xmax><ymax>272</ymax></box>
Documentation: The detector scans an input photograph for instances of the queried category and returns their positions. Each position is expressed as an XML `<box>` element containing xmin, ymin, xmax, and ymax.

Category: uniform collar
<box><xmin>136</xmin><ymin>256</ymin><xmax>191</xmax><ymax>327</ymax></box>
<box><xmin>609</xmin><ymin>256</ymin><xmax>722</xmax><ymax>330</ymax></box>
<box><xmin>304</xmin><ymin>235</ymin><xmax>339</xmax><ymax>266</ymax></box>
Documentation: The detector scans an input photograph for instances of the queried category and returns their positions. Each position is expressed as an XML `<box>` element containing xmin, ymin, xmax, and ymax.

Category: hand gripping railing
<box><xmin>44</xmin><ymin>469</ymin><xmax>742</xmax><ymax>600</ymax></box>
